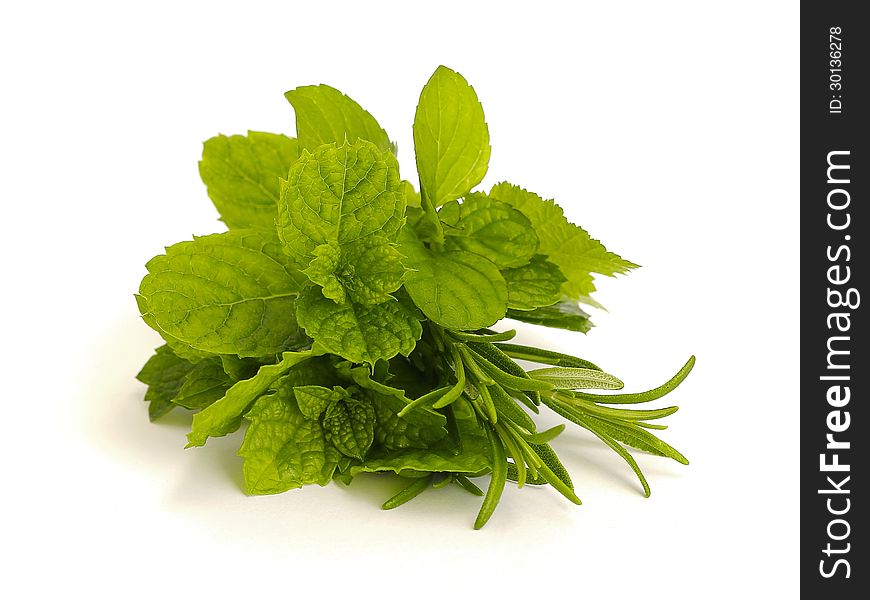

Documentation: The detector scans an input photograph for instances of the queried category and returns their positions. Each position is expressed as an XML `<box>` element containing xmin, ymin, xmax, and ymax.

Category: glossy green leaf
<box><xmin>138</xmin><ymin>230</ymin><xmax>308</xmax><ymax>357</ymax></box>
<box><xmin>414</xmin><ymin>66</ymin><xmax>490</xmax><ymax>207</ymax></box>
<box><xmin>400</xmin><ymin>228</ymin><xmax>507</xmax><ymax>330</ymax></box>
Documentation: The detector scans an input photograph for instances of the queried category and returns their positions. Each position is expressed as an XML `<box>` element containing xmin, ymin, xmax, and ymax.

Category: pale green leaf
<box><xmin>489</xmin><ymin>182</ymin><xmax>637</xmax><ymax>298</ymax></box>
<box><xmin>295</xmin><ymin>287</ymin><xmax>422</xmax><ymax>365</ymax></box>
<box><xmin>304</xmin><ymin>237</ymin><xmax>405</xmax><ymax>305</ymax></box>
<box><xmin>138</xmin><ymin>230</ymin><xmax>308</xmax><ymax>357</ymax></box>
<box><xmin>402</xmin><ymin>180</ymin><xmax>421</xmax><ymax>208</ymax></box>
<box><xmin>187</xmin><ymin>351</ymin><xmax>314</xmax><ymax>447</ymax></box>
<box><xmin>502</xmin><ymin>255</ymin><xmax>566</xmax><ymax>310</ymax></box>
<box><xmin>198</xmin><ymin>132</ymin><xmax>300</xmax><ymax>230</ymax></box>
<box><xmin>414</xmin><ymin>66</ymin><xmax>490</xmax><ymax>207</ymax></box>
<box><xmin>238</xmin><ymin>385</ymin><xmax>341</xmax><ymax>495</ymax></box>
<box><xmin>278</xmin><ymin>139</ymin><xmax>404</xmax><ymax>262</ymax></box>
<box><xmin>527</xmin><ymin>367</ymin><xmax>624</xmax><ymax>390</ymax></box>
<box><xmin>441</xmin><ymin>195</ymin><xmax>538</xmax><ymax>268</ymax></box>
<box><xmin>285</xmin><ymin>84</ymin><xmax>392</xmax><ymax>153</ymax></box>
<box><xmin>303</xmin><ymin>242</ymin><xmax>345</xmax><ymax>302</ymax></box>
<box><xmin>400</xmin><ymin>228</ymin><xmax>507</xmax><ymax>330</ymax></box>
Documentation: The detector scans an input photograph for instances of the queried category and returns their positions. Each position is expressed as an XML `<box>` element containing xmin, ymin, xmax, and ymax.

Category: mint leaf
<box><xmin>304</xmin><ymin>237</ymin><xmax>405</xmax><ymax>305</ymax></box>
<box><xmin>277</xmin><ymin>139</ymin><xmax>406</xmax><ymax>301</ymax></box>
<box><xmin>239</xmin><ymin>385</ymin><xmax>341</xmax><ymax>495</ymax></box>
<box><xmin>489</xmin><ymin>182</ymin><xmax>637</xmax><ymax>298</ymax></box>
<box><xmin>138</xmin><ymin>230</ymin><xmax>308</xmax><ymax>357</ymax></box>
<box><xmin>285</xmin><ymin>84</ymin><xmax>392</xmax><ymax>153</ymax></box>
<box><xmin>371</xmin><ymin>391</ymin><xmax>447</xmax><ymax>450</ymax></box>
<box><xmin>400</xmin><ymin>228</ymin><xmax>507</xmax><ymax>330</ymax></box>
<box><xmin>294</xmin><ymin>385</ymin><xmax>338</xmax><ymax>420</ymax></box>
<box><xmin>278</xmin><ymin>139</ymin><xmax>405</xmax><ymax>261</ymax></box>
<box><xmin>172</xmin><ymin>359</ymin><xmax>233</xmax><ymax>410</ymax></box>
<box><xmin>136</xmin><ymin>345</ymin><xmax>195</xmax><ymax>420</ymax></box>
<box><xmin>303</xmin><ymin>242</ymin><xmax>345</xmax><ymax>302</ymax></box>
<box><xmin>506</xmin><ymin>300</ymin><xmax>593</xmax><ymax>333</ymax></box>
<box><xmin>219</xmin><ymin>355</ymin><xmax>262</xmax><ymax>381</ymax></box>
<box><xmin>198</xmin><ymin>132</ymin><xmax>300</xmax><ymax>230</ymax></box>
<box><xmin>502</xmin><ymin>255</ymin><xmax>567</xmax><ymax>310</ymax></box>
<box><xmin>323</xmin><ymin>397</ymin><xmax>376</xmax><ymax>460</ymax></box>
<box><xmin>440</xmin><ymin>196</ymin><xmax>538</xmax><ymax>268</ymax></box>
<box><xmin>414</xmin><ymin>66</ymin><xmax>490</xmax><ymax>207</ymax></box>
<box><xmin>402</xmin><ymin>180</ymin><xmax>421</xmax><ymax>208</ymax></box>
<box><xmin>187</xmin><ymin>351</ymin><xmax>314</xmax><ymax>447</ymax></box>
<box><xmin>358</xmin><ymin>400</ymin><xmax>488</xmax><ymax>475</ymax></box>
<box><xmin>296</xmin><ymin>287</ymin><xmax>422</xmax><ymax>365</ymax></box>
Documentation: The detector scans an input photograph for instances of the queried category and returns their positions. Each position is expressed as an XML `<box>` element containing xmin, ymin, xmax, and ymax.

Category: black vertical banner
<box><xmin>802</xmin><ymin>2</ymin><xmax>867</xmax><ymax>594</ymax></box>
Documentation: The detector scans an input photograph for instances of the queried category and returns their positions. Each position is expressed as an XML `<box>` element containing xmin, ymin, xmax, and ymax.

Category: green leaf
<box><xmin>441</xmin><ymin>196</ymin><xmax>538</xmax><ymax>268</ymax></box>
<box><xmin>172</xmin><ymin>359</ymin><xmax>232</xmax><ymax>410</ymax></box>
<box><xmin>357</xmin><ymin>445</ymin><xmax>489</xmax><ymax>478</ymax></box>
<box><xmin>400</xmin><ymin>228</ymin><xmax>507</xmax><ymax>330</ymax></box>
<box><xmin>198</xmin><ymin>132</ymin><xmax>300</xmax><ymax>229</ymax></box>
<box><xmin>304</xmin><ymin>237</ymin><xmax>405</xmax><ymax>305</ymax></box>
<box><xmin>219</xmin><ymin>355</ymin><xmax>262</xmax><ymax>382</ymax></box>
<box><xmin>502</xmin><ymin>255</ymin><xmax>566</xmax><ymax>310</ymax></box>
<box><xmin>527</xmin><ymin>367</ymin><xmax>624</xmax><ymax>390</ymax></box>
<box><xmin>137</xmin><ymin>230</ymin><xmax>308</xmax><ymax>357</ymax></box>
<box><xmin>323</xmin><ymin>398</ymin><xmax>376</xmax><ymax>460</ymax></box>
<box><xmin>488</xmin><ymin>384</ymin><xmax>536</xmax><ymax>432</ymax></box>
<box><xmin>414</xmin><ymin>66</ymin><xmax>491</xmax><ymax>207</ymax></box>
<box><xmin>238</xmin><ymin>385</ymin><xmax>341</xmax><ymax>495</ymax></box>
<box><xmin>293</xmin><ymin>385</ymin><xmax>338</xmax><ymax>420</ymax></box>
<box><xmin>136</xmin><ymin>345</ymin><xmax>196</xmax><ymax>420</ymax></box>
<box><xmin>474</xmin><ymin>425</ymin><xmax>507</xmax><ymax>529</ymax></box>
<box><xmin>277</xmin><ymin>139</ymin><xmax>407</xmax><ymax>301</ymax></box>
<box><xmin>506</xmin><ymin>300</ymin><xmax>593</xmax><ymax>333</ymax></box>
<box><xmin>285</xmin><ymin>84</ymin><xmax>392</xmax><ymax>154</ymax></box>
<box><xmin>187</xmin><ymin>351</ymin><xmax>314</xmax><ymax>447</ymax></box>
<box><xmin>571</xmin><ymin>356</ymin><xmax>696</xmax><ymax>404</ymax></box>
<box><xmin>381</xmin><ymin>475</ymin><xmax>434</xmax><ymax>509</ymax></box>
<box><xmin>402</xmin><ymin>180</ymin><xmax>421</xmax><ymax>208</ymax></box>
<box><xmin>296</xmin><ymin>287</ymin><xmax>422</xmax><ymax>365</ymax></box>
<box><xmin>494</xmin><ymin>342</ymin><xmax>602</xmax><ymax>370</ymax></box>
<box><xmin>529</xmin><ymin>442</ymin><xmax>574</xmax><ymax>490</ymax></box>
<box><xmin>582</xmin><ymin>415</ymin><xmax>689</xmax><ymax>464</ymax></box>
<box><xmin>278</xmin><ymin>139</ymin><xmax>405</xmax><ymax>263</ymax></box>
<box><xmin>489</xmin><ymin>182</ymin><xmax>637</xmax><ymax>298</ymax></box>
<box><xmin>371</xmin><ymin>390</ymin><xmax>447</xmax><ymax>450</ymax></box>
<box><xmin>354</xmin><ymin>402</ymin><xmax>487</xmax><ymax>475</ymax></box>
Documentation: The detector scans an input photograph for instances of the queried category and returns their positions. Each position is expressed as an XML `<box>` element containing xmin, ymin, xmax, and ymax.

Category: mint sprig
<box><xmin>135</xmin><ymin>65</ymin><xmax>695</xmax><ymax>528</ymax></box>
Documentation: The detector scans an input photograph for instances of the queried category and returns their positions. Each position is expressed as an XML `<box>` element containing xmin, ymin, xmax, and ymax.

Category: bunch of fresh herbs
<box><xmin>135</xmin><ymin>65</ymin><xmax>694</xmax><ymax>528</ymax></box>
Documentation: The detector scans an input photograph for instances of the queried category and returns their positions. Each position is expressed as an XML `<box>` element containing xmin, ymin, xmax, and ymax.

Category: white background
<box><xmin>1</xmin><ymin>1</ymin><xmax>799</xmax><ymax>598</ymax></box>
